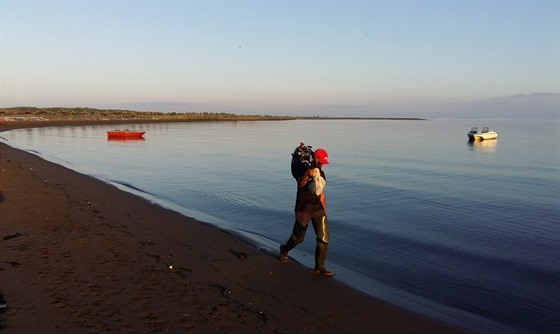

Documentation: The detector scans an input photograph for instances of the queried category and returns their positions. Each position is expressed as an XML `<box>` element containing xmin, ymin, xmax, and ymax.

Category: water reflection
<box><xmin>107</xmin><ymin>137</ymin><xmax>145</xmax><ymax>142</ymax></box>
<box><xmin>467</xmin><ymin>140</ymin><xmax>497</xmax><ymax>153</ymax></box>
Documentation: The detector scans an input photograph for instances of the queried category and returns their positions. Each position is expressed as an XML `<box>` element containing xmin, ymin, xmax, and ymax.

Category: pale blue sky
<box><xmin>1</xmin><ymin>1</ymin><xmax>558</xmax><ymax>117</ymax></box>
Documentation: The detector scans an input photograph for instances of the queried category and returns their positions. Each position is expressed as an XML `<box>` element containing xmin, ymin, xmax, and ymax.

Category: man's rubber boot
<box><xmin>314</xmin><ymin>241</ymin><xmax>333</xmax><ymax>277</ymax></box>
<box><xmin>279</xmin><ymin>222</ymin><xmax>308</xmax><ymax>262</ymax></box>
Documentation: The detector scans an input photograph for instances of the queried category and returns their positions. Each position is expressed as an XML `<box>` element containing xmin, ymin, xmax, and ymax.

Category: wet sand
<box><xmin>0</xmin><ymin>121</ymin><xmax>467</xmax><ymax>333</ymax></box>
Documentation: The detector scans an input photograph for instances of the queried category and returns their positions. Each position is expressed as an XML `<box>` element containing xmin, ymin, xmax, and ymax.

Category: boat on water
<box><xmin>467</xmin><ymin>127</ymin><xmax>498</xmax><ymax>141</ymax></box>
<box><xmin>107</xmin><ymin>130</ymin><xmax>145</xmax><ymax>139</ymax></box>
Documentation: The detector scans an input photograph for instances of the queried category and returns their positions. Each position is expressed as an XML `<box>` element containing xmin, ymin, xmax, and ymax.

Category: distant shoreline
<box><xmin>295</xmin><ymin>116</ymin><xmax>426</xmax><ymax>120</ymax></box>
<box><xmin>0</xmin><ymin>107</ymin><xmax>426</xmax><ymax>131</ymax></box>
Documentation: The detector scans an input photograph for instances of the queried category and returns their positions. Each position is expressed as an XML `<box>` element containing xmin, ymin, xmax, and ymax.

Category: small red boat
<box><xmin>107</xmin><ymin>130</ymin><xmax>145</xmax><ymax>139</ymax></box>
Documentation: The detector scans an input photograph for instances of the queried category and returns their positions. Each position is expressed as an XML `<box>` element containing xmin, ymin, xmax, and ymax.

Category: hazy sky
<box><xmin>1</xmin><ymin>1</ymin><xmax>558</xmax><ymax>116</ymax></box>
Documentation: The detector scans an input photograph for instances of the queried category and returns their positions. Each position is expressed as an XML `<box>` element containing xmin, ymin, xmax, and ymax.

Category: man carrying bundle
<box><xmin>280</xmin><ymin>143</ymin><xmax>333</xmax><ymax>277</ymax></box>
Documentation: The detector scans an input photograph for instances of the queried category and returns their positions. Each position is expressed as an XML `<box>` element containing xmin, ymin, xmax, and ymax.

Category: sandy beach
<box><xmin>0</xmin><ymin>121</ymin><xmax>467</xmax><ymax>333</ymax></box>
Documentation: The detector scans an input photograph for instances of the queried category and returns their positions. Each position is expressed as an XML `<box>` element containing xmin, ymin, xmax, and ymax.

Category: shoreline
<box><xmin>0</xmin><ymin>121</ymin><xmax>466</xmax><ymax>333</ymax></box>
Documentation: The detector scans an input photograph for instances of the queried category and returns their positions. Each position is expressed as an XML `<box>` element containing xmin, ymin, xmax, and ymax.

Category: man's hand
<box><xmin>307</xmin><ymin>168</ymin><xmax>319</xmax><ymax>178</ymax></box>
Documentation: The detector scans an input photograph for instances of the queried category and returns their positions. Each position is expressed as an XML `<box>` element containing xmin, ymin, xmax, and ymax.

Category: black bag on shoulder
<box><xmin>291</xmin><ymin>142</ymin><xmax>315</xmax><ymax>179</ymax></box>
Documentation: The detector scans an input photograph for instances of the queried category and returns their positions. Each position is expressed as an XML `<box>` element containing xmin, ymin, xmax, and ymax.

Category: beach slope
<box><xmin>0</xmin><ymin>129</ymin><xmax>466</xmax><ymax>333</ymax></box>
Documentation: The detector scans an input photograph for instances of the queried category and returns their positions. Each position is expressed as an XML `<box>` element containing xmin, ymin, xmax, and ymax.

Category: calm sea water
<box><xmin>2</xmin><ymin>119</ymin><xmax>559</xmax><ymax>333</ymax></box>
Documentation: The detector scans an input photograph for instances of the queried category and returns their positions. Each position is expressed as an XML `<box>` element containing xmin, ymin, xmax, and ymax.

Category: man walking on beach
<box><xmin>279</xmin><ymin>148</ymin><xmax>333</xmax><ymax>277</ymax></box>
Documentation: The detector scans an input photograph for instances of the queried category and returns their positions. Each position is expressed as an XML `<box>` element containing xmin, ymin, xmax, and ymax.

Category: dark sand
<box><xmin>0</xmin><ymin>121</ymin><xmax>468</xmax><ymax>333</ymax></box>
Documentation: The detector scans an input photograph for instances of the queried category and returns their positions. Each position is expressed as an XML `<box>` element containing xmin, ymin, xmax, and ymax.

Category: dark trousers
<box><xmin>282</xmin><ymin>214</ymin><xmax>330</xmax><ymax>269</ymax></box>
